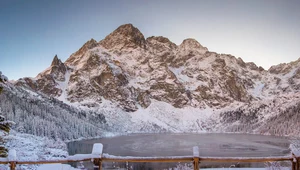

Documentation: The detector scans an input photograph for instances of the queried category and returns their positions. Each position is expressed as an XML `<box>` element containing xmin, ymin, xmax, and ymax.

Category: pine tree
<box><xmin>0</xmin><ymin>72</ymin><xmax>13</xmax><ymax>157</ymax></box>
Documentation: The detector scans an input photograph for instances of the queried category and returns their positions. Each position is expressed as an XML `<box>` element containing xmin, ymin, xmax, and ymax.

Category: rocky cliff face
<box><xmin>15</xmin><ymin>24</ymin><xmax>300</xmax><ymax>112</ymax></box>
<box><xmin>99</xmin><ymin>24</ymin><xmax>146</xmax><ymax>50</ymax></box>
<box><xmin>16</xmin><ymin>55</ymin><xmax>70</xmax><ymax>97</ymax></box>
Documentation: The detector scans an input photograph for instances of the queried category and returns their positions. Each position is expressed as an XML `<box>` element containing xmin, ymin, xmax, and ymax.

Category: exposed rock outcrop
<box><xmin>99</xmin><ymin>24</ymin><xmax>146</xmax><ymax>50</ymax></box>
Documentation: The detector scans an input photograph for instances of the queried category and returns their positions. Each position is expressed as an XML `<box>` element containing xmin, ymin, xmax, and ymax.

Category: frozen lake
<box><xmin>67</xmin><ymin>133</ymin><xmax>291</xmax><ymax>169</ymax></box>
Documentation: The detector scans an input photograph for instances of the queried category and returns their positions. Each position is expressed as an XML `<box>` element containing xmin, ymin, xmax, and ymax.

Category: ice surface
<box><xmin>70</xmin><ymin>133</ymin><xmax>290</xmax><ymax>158</ymax></box>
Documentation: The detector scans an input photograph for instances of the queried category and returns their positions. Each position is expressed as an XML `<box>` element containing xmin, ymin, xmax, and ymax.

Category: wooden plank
<box><xmin>101</xmin><ymin>157</ymin><xmax>194</xmax><ymax>163</ymax></box>
<box><xmin>199</xmin><ymin>156</ymin><xmax>292</xmax><ymax>163</ymax></box>
<box><xmin>16</xmin><ymin>158</ymin><xmax>94</xmax><ymax>164</ymax></box>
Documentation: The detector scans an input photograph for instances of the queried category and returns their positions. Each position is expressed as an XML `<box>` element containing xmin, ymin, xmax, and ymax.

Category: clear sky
<box><xmin>1</xmin><ymin>0</ymin><xmax>300</xmax><ymax>80</ymax></box>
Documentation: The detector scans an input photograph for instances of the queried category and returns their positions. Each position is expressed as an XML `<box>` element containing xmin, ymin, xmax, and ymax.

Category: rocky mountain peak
<box><xmin>75</xmin><ymin>38</ymin><xmax>98</xmax><ymax>56</ymax></box>
<box><xmin>65</xmin><ymin>39</ymin><xmax>98</xmax><ymax>65</ymax></box>
<box><xmin>147</xmin><ymin>36</ymin><xmax>174</xmax><ymax>44</ymax></box>
<box><xmin>179</xmin><ymin>38</ymin><xmax>208</xmax><ymax>52</ymax></box>
<box><xmin>99</xmin><ymin>23</ymin><xmax>146</xmax><ymax>50</ymax></box>
<box><xmin>16</xmin><ymin>55</ymin><xmax>68</xmax><ymax>97</ymax></box>
<box><xmin>51</xmin><ymin>55</ymin><xmax>61</xmax><ymax>66</ymax></box>
<box><xmin>81</xmin><ymin>38</ymin><xmax>98</xmax><ymax>50</ymax></box>
<box><xmin>268</xmin><ymin>58</ymin><xmax>300</xmax><ymax>75</ymax></box>
<box><xmin>48</xmin><ymin>55</ymin><xmax>67</xmax><ymax>81</ymax></box>
<box><xmin>146</xmin><ymin>36</ymin><xmax>177</xmax><ymax>50</ymax></box>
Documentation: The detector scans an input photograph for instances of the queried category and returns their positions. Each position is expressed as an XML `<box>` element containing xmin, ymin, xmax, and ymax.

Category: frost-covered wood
<box><xmin>200</xmin><ymin>156</ymin><xmax>292</xmax><ymax>162</ymax></box>
<box><xmin>0</xmin><ymin>152</ymin><xmax>295</xmax><ymax>170</ymax></box>
<box><xmin>67</xmin><ymin>154</ymin><xmax>100</xmax><ymax>161</ymax></box>
<box><xmin>102</xmin><ymin>153</ymin><xmax>194</xmax><ymax>162</ymax></box>
<box><xmin>92</xmin><ymin>143</ymin><xmax>103</xmax><ymax>156</ymax></box>
<box><xmin>193</xmin><ymin>146</ymin><xmax>199</xmax><ymax>157</ymax></box>
<box><xmin>8</xmin><ymin>149</ymin><xmax>16</xmax><ymax>161</ymax></box>
<box><xmin>15</xmin><ymin>153</ymin><xmax>100</xmax><ymax>164</ymax></box>
<box><xmin>0</xmin><ymin>154</ymin><xmax>294</xmax><ymax>164</ymax></box>
<box><xmin>99</xmin><ymin>154</ymin><xmax>294</xmax><ymax>165</ymax></box>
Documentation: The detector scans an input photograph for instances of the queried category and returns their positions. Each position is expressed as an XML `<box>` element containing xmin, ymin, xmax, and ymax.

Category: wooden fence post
<box><xmin>8</xmin><ymin>149</ymin><xmax>17</xmax><ymax>170</ymax></box>
<box><xmin>193</xmin><ymin>146</ymin><xmax>200</xmax><ymax>170</ymax></box>
<box><xmin>292</xmin><ymin>153</ymin><xmax>299</xmax><ymax>170</ymax></box>
<box><xmin>10</xmin><ymin>162</ymin><xmax>16</xmax><ymax>170</ymax></box>
<box><xmin>293</xmin><ymin>160</ymin><xmax>296</xmax><ymax>170</ymax></box>
<box><xmin>92</xmin><ymin>143</ymin><xmax>103</xmax><ymax>170</ymax></box>
<box><xmin>292</xmin><ymin>156</ymin><xmax>296</xmax><ymax>170</ymax></box>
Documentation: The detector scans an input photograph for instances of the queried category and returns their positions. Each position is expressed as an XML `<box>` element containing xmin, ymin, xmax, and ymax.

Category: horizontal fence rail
<box><xmin>0</xmin><ymin>143</ymin><xmax>299</xmax><ymax>170</ymax></box>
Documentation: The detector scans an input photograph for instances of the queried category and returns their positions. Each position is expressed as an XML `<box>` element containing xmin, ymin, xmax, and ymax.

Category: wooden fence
<box><xmin>0</xmin><ymin>143</ymin><xmax>299</xmax><ymax>170</ymax></box>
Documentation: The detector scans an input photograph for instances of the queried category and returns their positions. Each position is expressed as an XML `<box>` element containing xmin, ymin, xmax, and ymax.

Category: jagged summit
<box><xmin>65</xmin><ymin>38</ymin><xmax>98</xmax><ymax>65</ymax></box>
<box><xmin>34</xmin><ymin>55</ymin><xmax>68</xmax><ymax>83</ymax></box>
<box><xmin>15</xmin><ymin>54</ymin><xmax>68</xmax><ymax>97</ymax></box>
<box><xmin>147</xmin><ymin>36</ymin><xmax>174</xmax><ymax>45</ymax></box>
<box><xmin>51</xmin><ymin>55</ymin><xmax>62</xmax><ymax>66</ymax></box>
<box><xmin>73</xmin><ymin>38</ymin><xmax>98</xmax><ymax>56</ymax></box>
<box><xmin>179</xmin><ymin>38</ymin><xmax>208</xmax><ymax>52</ymax></box>
<box><xmin>268</xmin><ymin>57</ymin><xmax>300</xmax><ymax>75</ymax></box>
<box><xmin>146</xmin><ymin>36</ymin><xmax>177</xmax><ymax>50</ymax></box>
<box><xmin>48</xmin><ymin>55</ymin><xmax>67</xmax><ymax>81</ymax></box>
<box><xmin>80</xmin><ymin>38</ymin><xmax>98</xmax><ymax>50</ymax></box>
<box><xmin>99</xmin><ymin>23</ymin><xmax>146</xmax><ymax>50</ymax></box>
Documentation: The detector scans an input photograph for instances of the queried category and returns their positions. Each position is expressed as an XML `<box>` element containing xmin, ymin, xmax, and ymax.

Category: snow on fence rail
<box><xmin>0</xmin><ymin>143</ymin><xmax>299</xmax><ymax>170</ymax></box>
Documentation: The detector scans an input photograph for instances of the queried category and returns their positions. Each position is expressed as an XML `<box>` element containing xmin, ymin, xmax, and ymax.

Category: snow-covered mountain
<box><xmin>15</xmin><ymin>24</ymin><xmax>300</xmax><ymax>111</ymax></box>
<box><xmin>2</xmin><ymin>23</ymin><xmax>300</xmax><ymax>139</ymax></box>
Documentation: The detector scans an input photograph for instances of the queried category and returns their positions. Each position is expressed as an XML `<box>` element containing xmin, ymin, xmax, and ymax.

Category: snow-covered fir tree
<box><xmin>0</xmin><ymin>71</ymin><xmax>107</xmax><ymax>141</ymax></box>
<box><xmin>0</xmin><ymin>71</ymin><xmax>14</xmax><ymax>157</ymax></box>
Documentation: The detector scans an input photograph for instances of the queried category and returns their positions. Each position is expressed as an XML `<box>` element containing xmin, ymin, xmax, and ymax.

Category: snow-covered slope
<box><xmin>0</xmin><ymin>131</ymin><xmax>68</xmax><ymax>170</ymax></box>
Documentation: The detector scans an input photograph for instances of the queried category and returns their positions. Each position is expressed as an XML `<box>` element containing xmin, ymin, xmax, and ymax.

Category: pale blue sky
<box><xmin>1</xmin><ymin>0</ymin><xmax>300</xmax><ymax>80</ymax></box>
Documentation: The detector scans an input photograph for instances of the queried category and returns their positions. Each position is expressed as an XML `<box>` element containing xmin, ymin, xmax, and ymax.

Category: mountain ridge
<box><xmin>15</xmin><ymin>23</ymin><xmax>300</xmax><ymax>112</ymax></box>
<box><xmin>1</xmin><ymin>23</ymin><xmax>300</xmax><ymax>139</ymax></box>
